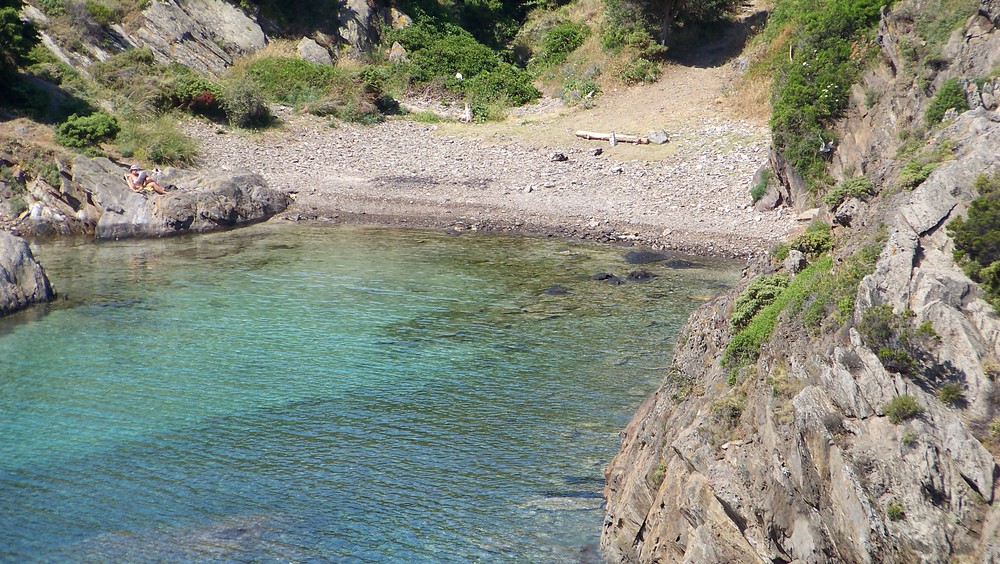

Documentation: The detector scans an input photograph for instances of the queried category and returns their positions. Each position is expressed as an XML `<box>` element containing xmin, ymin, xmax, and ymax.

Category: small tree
<box><xmin>0</xmin><ymin>0</ymin><xmax>39</xmax><ymax>76</ymax></box>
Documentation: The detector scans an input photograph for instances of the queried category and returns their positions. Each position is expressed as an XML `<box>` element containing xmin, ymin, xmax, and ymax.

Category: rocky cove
<box><xmin>2</xmin><ymin>0</ymin><xmax>1000</xmax><ymax>561</ymax></box>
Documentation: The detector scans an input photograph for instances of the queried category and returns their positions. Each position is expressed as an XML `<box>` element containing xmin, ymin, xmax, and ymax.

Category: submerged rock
<box><xmin>0</xmin><ymin>231</ymin><xmax>54</xmax><ymax>316</ymax></box>
<box><xmin>624</xmin><ymin>250</ymin><xmax>668</xmax><ymax>264</ymax></box>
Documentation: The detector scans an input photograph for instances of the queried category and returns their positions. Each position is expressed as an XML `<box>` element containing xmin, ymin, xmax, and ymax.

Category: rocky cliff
<box><xmin>0</xmin><ymin>231</ymin><xmax>54</xmax><ymax>316</ymax></box>
<box><xmin>601</xmin><ymin>0</ymin><xmax>1000</xmax><ymax>561</ymax></box>
<box><xmin>24</xmin><ymin>0</ymin><xmax>390</xmax><ymax>76</ymax></box>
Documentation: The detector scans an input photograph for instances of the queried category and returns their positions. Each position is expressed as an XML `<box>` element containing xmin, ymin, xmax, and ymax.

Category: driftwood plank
<box><xmin>575</xmin><ymin>130</ymin><xmax>650</xmax><ymax>145</ymax></box>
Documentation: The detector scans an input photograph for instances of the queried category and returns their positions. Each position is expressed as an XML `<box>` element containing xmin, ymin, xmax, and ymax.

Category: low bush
<box><xmin>220</xmin><ymin>75</ymin><xmax>271</xmax><ymax>128</ymax></box>
<box><xmin>794</xmin><ymin>237</ymin><xmax>883</xmax><ymax>333</ymax></box>
<box><xmin>948</xmin><ymin>171</ymin><xmax>1000</xmax><ymax>310</ymax></box>
<box><xmin>886</xmin><ymin>502</ymin><xmax>905</xmax><ymax>521</ymax></box>
<box><xmin>768</xmin><ymin>0</ymin><xmax>889</xmax><ymax>189</ymax></box>
<box><xmin>84</xmin><ymin>0</ymin><xmax>120</xmax><ymax>26</ymax></box>
<box><xmin>55</xmin><ymin>111</ymin><xmax>119</xmax><ymax>149</ymax></box>
<box><xmin>731</xmin><ymin>273</ymin><xmax>789</xmax><ymax>331</ymax></box>
<box><xmin>925</xmin><ymin>77</ymin><xmax>969</xmax><ymax>124</ymax></box>
<box><xmin>938</xmin><ymin>382</ymin><xmax>965</xmax><ymax>405</ymax></box>
<box><xmin>883</xmin><ymin>395</ymin><xmax>923</xmax><ymax>424</ymax></box>
<box><xmin>823</xmin><ymin>176</ymin><xmax>873</xmax><ymax>208</ymax></box>
<box><xmin>536</xmin><ymin>21</ymin><xmax>588</xmax><ymax>67</ymax></box>
<box><xmin>789</xmin><ymin>220</ymin><xmax>834</xmax><ymax>258</ymax></box>
<box><xmin>858</xmin><ymin>305</ymin><xmax>918</xmax><ymax>374</ymax></box>
<box><xmin>242</xmin><ymin>57</ymin><xmax>339</xmax><ymax>105</ymax></box>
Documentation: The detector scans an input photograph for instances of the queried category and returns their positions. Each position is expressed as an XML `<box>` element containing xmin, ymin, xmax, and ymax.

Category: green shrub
<box><xmin>401</xmin><ymin>23</ymin><xmax>499</xmax><ymax>82</ymax></box>
<box><xmin>938</xmin><ymin>382</ymin><xmax>965</xmax><ymax>405</ymax></box>
<box><xmin>990</xmin><ymin>416</ymin><xmax>1000</xmax><ymax>439</ymax></box>
<box><xmin>789</xmin><ymin>221</ymin><xmax>834</xmax><ymax>258</ymax></box>
<box><xmin>731</xmin><ymin>273</ymin><xmax>790</xmax><ymax>331</ymax></box>
<box><xmin>220</xmin><ymin>75</ymin><xmax>271</xmax><ymax>128</ymax></box>
<box><xmin>116</xmin><ymin>113</ymin><xmax>198</xmax><ymax>165</ymax></box>
<box><xmin>823</xmin><ymin>176</ymin><xmax>873</xmax><ymax>207</ymax></box>
<box><xmin>768</xmin><ymin>0</ymin><xmax>890</xmax><ymax>189</ymax></box>
<box><xmin>55</xmin><ymin>111</ymin><xmax>119</xmax><ymax>149</ymax></box>
<box><xmin>9</xmin><ymin>196</ymin><xmax>28</xmax><ymax>218</ymax></box>
<box><xmin>925</xmin><ymin>78</ymin><xmax>969</xmax><ymax>124</ymax></box>
<box><xmin>883</xmin><ymin>395</ymin><xmax>923</xmax><ymax>424</ymax></box>
<box><xmin>886</xmin><ymin>502</ymin><xmax>905</xmax><ymax>521</ymax></box>
<box><xmin>169</xmin><ymin>69</ymin><xmax>224</xmax><ymax>116</ymax></box>
<box><xmin>85</xmin><ymin>0</ymin><xmax>119</xmax><ymax>26</ymax></box>
<box><xmin>37</xmin><ymin>0</ymin><xmax>65</xmax><ymax>15</ymax></box>
<box><xmin>650</xmin><ymin>459</ymin><xmax>667</xmax><ymax>487</ymax></box>
<box><xmin>617</xmin><ymin>57</ymin><xmax>661</xmax><ymax>84</ymax></box>
<box><xmin>466</xmin><ymin>61</ymin><xmax>539</xmax><ymax>107</ymax></box>
<box><xmin>859</xmin><ymin>305</ymin><xmax>917</xmax><ymax>374</ymax></box>
<box><xmin>0</xmin><ymin>0</ymin><xmax>40</xmax><ymax>75</ymax></box>
<box><xmin>537</xmin><ymin>21</ymin><xmax>588</xmax><ymax>67</ymax></box>
<box><xmin>948</xmin><ymin>171</ymin><xmax>1000</xmax><ymax>310</ymax></box>
<box><xmin>751</xmin><ymin>170</ymin><xmax>773</xmax><ymax>203</ymax></box>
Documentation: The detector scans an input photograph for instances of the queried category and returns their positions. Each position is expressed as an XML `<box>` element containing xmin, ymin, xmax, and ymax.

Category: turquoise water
<box><xmin>0</xmin><ymin>223</ymin><xmax>737</xmax><ymax>562</ymax></box>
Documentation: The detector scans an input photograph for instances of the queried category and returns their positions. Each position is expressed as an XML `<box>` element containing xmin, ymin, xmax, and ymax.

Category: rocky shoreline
<box><xmin>185</xmin><ymin>105</ymin><xmax>799</xmax><ymax>259</ymax></box>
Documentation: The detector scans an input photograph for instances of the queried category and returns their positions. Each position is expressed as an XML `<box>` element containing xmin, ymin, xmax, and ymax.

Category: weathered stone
<box><xmin>648</xmin><ymin>130</ymin><xmax>670</xmax><ymax>145</ymax></box>
<box><xmin>0</xmin><ymin>231</ymin><xmax>54</xmax><ymax>317</ymax></box>
<box><xmin>783</xmin><ymin>249</ymin><xmax>806</xmax><ymax>274</ymax></box>
<box><xmin>70</xmin><ymin>157</ymin><xmax>289</xmax><ymax>240</ymax></box>
<box><xmin>297</xmin><ymin>37</ymin><xmax>333</xmax><ymax>66</ymax></box>
<box><xmin>387</xmin><ymin>41</ymin><xmax>408</xmax><ymax>62</ymax></box>
<box><xmin>833</xmin><ymin>197</ymin><xmax>861</xmax><ymax>226</ymax></box>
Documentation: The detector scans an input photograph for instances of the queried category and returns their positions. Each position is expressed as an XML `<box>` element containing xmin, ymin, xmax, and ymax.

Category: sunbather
<box><xmin>125</xmin><ymin>165</ymin><xmax>168</xmax><ymax>195</ymax></box>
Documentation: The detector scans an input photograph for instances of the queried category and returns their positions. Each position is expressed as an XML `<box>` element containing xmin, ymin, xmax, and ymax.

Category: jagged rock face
<box><xmin>128</xmin><ymin>0</ymin><xmax>266</xmax><ymax>75</ymax></box>
<box><xmin>0</xmin><ymin>231</ymin><xmax>54</xmax><ymax>317</ymax></box>
<box><xmin>40</xmin><ymin>157</ymin><xmax>291</xmax><ymax>240</ymax></box>
<box><xmin>602</xmin><ymin>3</ymin><xmax>1000</xmax><ymax>562</ymax></box>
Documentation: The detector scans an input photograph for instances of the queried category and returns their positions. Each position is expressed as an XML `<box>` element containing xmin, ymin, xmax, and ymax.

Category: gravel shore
<box><xmin>186</xmin><ymin>103</ymin><xmax>799</xmax><ymax>259</ymax></box>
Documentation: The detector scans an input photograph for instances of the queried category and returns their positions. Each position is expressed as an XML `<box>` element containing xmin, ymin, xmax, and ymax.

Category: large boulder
<box><xmin>71</xmin><ymin>157</ymin><xmax>290</xmax><ymax>240</ymax></box>
<box><xmin>0</xmin><ymin>232</ymin><xmax>54</xmax><ymax>317</ymax></box>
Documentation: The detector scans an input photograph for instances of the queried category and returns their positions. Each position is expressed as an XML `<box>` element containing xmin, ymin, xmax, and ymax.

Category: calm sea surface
<box><xmin>0</xmin><ymin>223</ymin><xmax>738</xmax><ymax>562</ymax></box>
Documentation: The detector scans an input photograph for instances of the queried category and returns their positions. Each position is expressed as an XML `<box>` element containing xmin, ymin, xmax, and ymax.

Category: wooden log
<box><xmin>575</xmin><ymin>130</ymin><xmax>650</xmax><ymax>145</ymax></box>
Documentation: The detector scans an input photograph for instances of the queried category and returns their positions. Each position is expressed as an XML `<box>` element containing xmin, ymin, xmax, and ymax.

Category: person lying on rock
<box><xmin>125</xmin><ymin>165</ymin><xmax>169</xmax><ymax>195</ymax></box>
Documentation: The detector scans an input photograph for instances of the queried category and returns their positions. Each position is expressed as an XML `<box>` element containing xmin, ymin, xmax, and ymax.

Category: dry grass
<box><xmin>721</xmin><ymin>71</ymin><xmax>772</xmax><ymax>123</ymax></box>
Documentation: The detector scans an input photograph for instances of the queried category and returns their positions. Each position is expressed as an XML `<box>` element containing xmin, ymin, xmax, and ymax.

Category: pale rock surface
<box><xmin>0</xmin><ymin>231</ymin><xmax>54</xmax><ymax>317</ymax></box>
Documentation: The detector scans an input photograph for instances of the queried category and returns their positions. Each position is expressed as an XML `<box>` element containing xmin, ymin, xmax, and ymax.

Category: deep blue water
<box><xmin>0</xmin><ymin>223</ymin><xmax>737</xmax><ymax>562</ymax></box>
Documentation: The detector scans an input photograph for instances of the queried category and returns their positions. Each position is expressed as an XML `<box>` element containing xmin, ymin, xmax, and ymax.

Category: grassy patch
<box><xmin>823</xmin><ymin>176</ymin><xmax>873</xmax><ymax>208</ymax></box>
<box><xmin>116</xmin><ymin>112</ymin><xmax>199</xmax><ymax>165</ymax></box>
<box><xmin>750</xmin><ymin>169</ymin><xmax>773</xmax><ymax>203</ymax></box>
<box><xmin>724</xmin><ymin>256</ymin><xmax>832</xmax><ymax>368</ymax></box>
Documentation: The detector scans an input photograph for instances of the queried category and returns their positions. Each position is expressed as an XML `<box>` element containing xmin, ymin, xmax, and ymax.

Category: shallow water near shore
<box><xmin>0</xmin><ymin>223</ymin><xmax>739</xmax><ymax>562</ymax></box>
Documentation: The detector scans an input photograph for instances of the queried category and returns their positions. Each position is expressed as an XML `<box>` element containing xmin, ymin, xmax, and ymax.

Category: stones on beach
<box><xmin>551</xmin><ymin>153</ymin><xmax>568</xmax><ymax>162</ymax></box>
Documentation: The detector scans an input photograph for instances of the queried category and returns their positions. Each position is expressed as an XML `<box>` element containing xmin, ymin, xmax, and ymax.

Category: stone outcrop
<box><xmin>0</xmin><ymin>231</ymin><xmax>54</xmax><ymax>317</ymax></box>
<box><xmin>129</xmin><ymin>0</ymin><xmax>266</xmax><ymax>75</ymax></box>
<box><xmin>15</xmin><ymin>157</ymin><xmax>289</xmax><ymax>240</ymax></box>
<box><xmin>602</xmin><ymin>1</ymin><xmax>1000</xmax><ymax>562</ymax></box>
